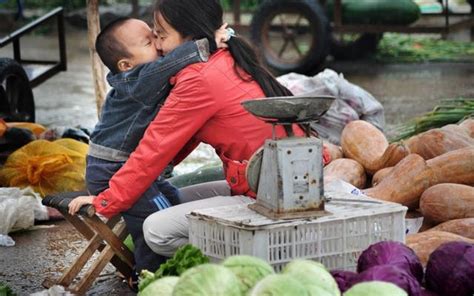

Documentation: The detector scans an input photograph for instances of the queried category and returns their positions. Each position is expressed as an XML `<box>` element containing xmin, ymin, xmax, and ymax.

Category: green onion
<box><xmin>389</xmin><ymin>98</ymin><xmax>474</xmax><ymax>142</ymax></box>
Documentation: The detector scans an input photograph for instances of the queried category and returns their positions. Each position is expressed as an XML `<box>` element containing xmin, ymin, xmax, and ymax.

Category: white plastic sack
<box><xmin>0</xmin><ymin>187</ymin><xmax>46</xmax><ymax>246</ymax></box>
<box><xmin>325</xmin><ymin>179</ymin><xmax>367</xmax><ymax>197</ymax></box>
<box><xmin>278</xmin><ymin>69</ymin><xmax>385</xmax><ymax>145</ymax></box>
<box><xmin>326</xmin><ymin>179</ymin><xmax>421</xmax><ymax>234</ymax></box>
<box><xmin>30</xmin><ymin>285</ymin><xmax>75</xmax><ymax>296</ymax></box>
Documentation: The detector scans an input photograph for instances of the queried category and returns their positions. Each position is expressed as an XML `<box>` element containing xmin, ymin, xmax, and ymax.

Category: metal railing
<box><xmin>0</xmin><ymin>7</ymin><xmax>67</xmax><ymax>88</ymax></box>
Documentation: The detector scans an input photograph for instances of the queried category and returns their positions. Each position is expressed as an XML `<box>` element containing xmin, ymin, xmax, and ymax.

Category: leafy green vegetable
<box><xmin>0</xmin><ymin>282</ymin><xmax>15</xmax><ymax>296</ymax></box>
<box><xmin>138</xmin><ymin>244</ymin><xmax>209</xmax><ymax>292</ymax></box>
<box><xmin>389</xmin><ymin>98</ymin><xmax>473</xmax><ymax>141</ymax></box>
<box><xmin>376</xmin><ymin>33</ymin><xmax>474</xmax><ymax>63</ymax></box>
<box><xmin>222</xmin><ymin>255</ymin><xmax>274</xmax><ymax>293</ymax></box>
<box><xmin>123</xmin><ymin>234</ymin><xmax>134</xmax><ymax>252</ymax></box>
<box><xmin>139</xmin><ymin>276</ymin><xmax>179</xmax><ymax>296</ymax></box>
<box><xmin>155</xmin><ymin>244</ymin><xmax>209</xmax><ymax>278</ymax></box>
<box><xmin>173</xmin><ymin>264</ymin><xmax>242</xmax><ymax>296</ymax></box>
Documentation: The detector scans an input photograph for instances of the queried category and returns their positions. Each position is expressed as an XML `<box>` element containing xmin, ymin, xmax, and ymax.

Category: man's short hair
<box><xmin>95</xmin><ymin>17</ymin><xmax>132</xmax><ymax>73</ymax></box>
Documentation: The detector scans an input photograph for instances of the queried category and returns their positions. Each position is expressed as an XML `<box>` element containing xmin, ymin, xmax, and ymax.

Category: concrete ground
<box><xmin>0</xmin><ymin>23</ymin><xmax>473</xmax><ymax>295</ymax></box>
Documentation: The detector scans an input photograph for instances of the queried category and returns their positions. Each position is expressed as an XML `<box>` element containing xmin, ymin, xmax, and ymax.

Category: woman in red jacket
<box><xmin>70</xmin><ymin>0</ymin><xmax>329</xmax><ymax>257</ymax></box>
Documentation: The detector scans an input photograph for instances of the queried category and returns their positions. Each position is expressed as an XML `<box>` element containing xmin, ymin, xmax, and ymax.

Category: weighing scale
<box><xmin>242</xmin><ymin>96</ymin><xmax>335</xmax><ymax>219</ymax></box>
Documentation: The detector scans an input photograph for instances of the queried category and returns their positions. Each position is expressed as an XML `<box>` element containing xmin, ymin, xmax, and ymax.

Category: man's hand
<box><xmin>215</xmin><ymin>23</ymin><xmax>229</xmax><ymax>49</ymax></box>
<box><xmin>68</xmin><ymin>195</ymin><xmax>95</xmax><ymax>215</ymax></box>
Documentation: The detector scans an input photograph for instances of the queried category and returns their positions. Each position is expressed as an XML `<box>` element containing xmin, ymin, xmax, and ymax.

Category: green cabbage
<box><xmin>222</xmin><ymin>255</ymin><xmax>274</xmax><ymax>293</ymax></box>
<box><xmin>172</xmin><ymin>264</ymin><xmax>242</xmax><ymax>296</ymax></box>
<box><xmin>249</xmin><ymin>274</ymin><xmax>309</xmax><ymax>296</ymax></box>
<box><xmin>283</xmin><ymin>259</ymin><xmax>340</xmax><ymax>296</ymax></box>
<box><xmin>139</xmin><ymin>276</ymin><xmax>179</xmax><ymax>296</ymax></box>
<box><xmin>343</xmin><ymin>281</ymin><xmax>408</xmax><ymax>296</ymax></box>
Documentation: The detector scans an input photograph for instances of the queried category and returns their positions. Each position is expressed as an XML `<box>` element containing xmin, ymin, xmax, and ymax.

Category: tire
<box><xmin>0</xmin><ymin>58</ymin><xmax>35</xmax><ymax>122</ymax></box>
<box><xmin>330</xmin><ymin>33</ymin><xmax>382</xmax><ymax>60</ymax></box>
<box><xmin>250</xmin><ymin>0</ymin><xmax>330</xmax><ymax>74</ymax></box>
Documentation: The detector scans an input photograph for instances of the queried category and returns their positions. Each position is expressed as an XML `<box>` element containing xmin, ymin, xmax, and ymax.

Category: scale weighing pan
<box><xmin>241</xmin><ymin>96</ymin><xmax>335</xmax><ymax>123</ymax></box>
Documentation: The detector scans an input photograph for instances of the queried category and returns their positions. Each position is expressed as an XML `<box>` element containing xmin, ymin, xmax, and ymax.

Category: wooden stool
<box><xmin>42</xmin><ymin>191</ymin><xmax>134</xmax><ymax>294</ymax></box>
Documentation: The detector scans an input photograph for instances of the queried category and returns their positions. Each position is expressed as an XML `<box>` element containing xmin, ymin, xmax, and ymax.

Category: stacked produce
<box><xmin>325</xmin><ymin>118</ymin><xmax>474</xmax><ymax>262</ymax></box>
<box><xmin>138</xmin><ymin>241</ymin><xmax>474</xmax><ymax>295</ymax></box>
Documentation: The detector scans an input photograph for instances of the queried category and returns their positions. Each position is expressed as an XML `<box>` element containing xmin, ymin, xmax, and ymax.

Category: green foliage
<box><xmin>0</xmin><ymin>282</ymin><xmax>16</xmax><ymax>296</ymax></box>
<box><xmin>220</xmin><ymin>0</ymin><xmax>261</xmax><ymax>11</ymax></box>
<box><xmin>376</xmin><ymin>33</ymin><xmax>474</xmax><ymax>63</ymax></box>
<box><xmin>154</xmin><ymin>244</ymin><xmax>209</xmax><ymax>278</ymax></box>
<box><xmin>389</xmin><ymin>98</ymin><xmax>474</xmax><ymax>142</ymax></box>
<box><xmin>138</xmin><ymin>244</ymin><xmax>209</xmax><ymax>292</ymax></box>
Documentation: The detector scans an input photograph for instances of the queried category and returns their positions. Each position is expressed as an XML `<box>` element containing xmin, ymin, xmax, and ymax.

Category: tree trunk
<box><xmin>87</xmin><ymin>0</ymin><xmax>107</xmax><ymax>117</ymax></box>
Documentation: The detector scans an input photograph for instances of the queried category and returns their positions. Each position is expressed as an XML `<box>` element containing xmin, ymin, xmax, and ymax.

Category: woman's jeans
<box><xmin>86</xmin><ymin>155</ymin><xmax>180</xmax><ymax>273</ymax></box>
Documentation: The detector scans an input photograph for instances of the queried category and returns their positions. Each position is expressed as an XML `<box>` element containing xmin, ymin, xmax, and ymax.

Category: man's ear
<box><xmin>117</xmin><ymin>59</ymin><xmax>133</xmax><ymax>72</ymax></box>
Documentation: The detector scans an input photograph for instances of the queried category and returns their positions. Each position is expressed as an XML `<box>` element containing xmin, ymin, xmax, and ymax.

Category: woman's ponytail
<box><xmin>227</xmin><ymin>36</ymin><xmax>293</xmax><ymax>97</ymax></box>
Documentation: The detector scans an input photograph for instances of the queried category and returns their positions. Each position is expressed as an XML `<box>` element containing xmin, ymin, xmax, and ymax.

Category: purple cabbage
<box><xmin>357</xmin><ymin>241</ymin><xmax>424</xmax><ymax>283</ymax></box>
<box><xmin>420</xmin><ymin>289</ymin><xmax>438</xmax><ymax>296</ymax></box>
<box><xmin>353</xmin><ymin>264</ymin><xmax>422</xmax><ymax>296</ymax></box>
<box><xmin>425</xmin><ymin>241</ymin><xmax>474</xmax><ymax>296</ymax></box>
<box><xmin>330</xmin><ymin>269</ymin><xmax>358</xmax><ymax>292</ymax></box>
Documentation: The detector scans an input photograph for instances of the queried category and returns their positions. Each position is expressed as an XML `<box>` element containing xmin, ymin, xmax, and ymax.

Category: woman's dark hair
<box><xmin>154</xmin><ymin>0</ymin><xmax>292</xmax><ymax>97</ymax></box>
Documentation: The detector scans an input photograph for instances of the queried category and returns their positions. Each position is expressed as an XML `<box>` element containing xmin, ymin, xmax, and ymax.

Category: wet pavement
<box><xmin>0</xmin><ymin>24</ymin><xmax>473</xmax><ymax>295</ymax></box>
<box><xmin>1</xmin><ymin>221</ymin><xmax>135</xmax><ymax>296</ymax></box>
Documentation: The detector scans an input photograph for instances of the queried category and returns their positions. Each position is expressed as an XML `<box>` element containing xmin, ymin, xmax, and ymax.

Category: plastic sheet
<box><xmin>0</xmin><ymin>187</ymin><xmax>45</xmax><ymax>246</ymax></box>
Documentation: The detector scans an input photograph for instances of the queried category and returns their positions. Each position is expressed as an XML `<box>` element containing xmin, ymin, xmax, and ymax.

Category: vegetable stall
<box><xmin>0</xmin><ymin>1</ymin><xmax>472</xmax><ymax>295</ymax></box>
<box><xmin>135</xmin><ymin>115</ymin><xmax>474</xmax><ymax>295</ymax></box>
<box><xmin>60</xmin><ymin>1</ymin><xmax>474</xmax><ymax>294</ymax></box>
<box><xmin>136</xmin><ymin>241</ymin><xmax>474</xmax><ymax>295</ymax></box>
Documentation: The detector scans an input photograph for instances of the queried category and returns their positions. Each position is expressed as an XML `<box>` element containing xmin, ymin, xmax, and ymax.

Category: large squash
<box><xmin>459</xmin><ymin>118</ymin><xmax>474</xmax><ymax>137</ymax></box>
<box><xmin>406</xmin><ymin>230</ymin><xmax>474</xmax><ymax>266</ymax></box>
<box><xmin>341</xmin><ymin>121</ymin><xmax>410</xmax><ymax>174</ymax></box>
<box><xmin>340</xmin><ymin>120</ymin><xmax>388</xmax><ymax>174</ymax></box>
<box><xmin>426</xmin><ymin>147</ymin><xmax>474</xmax><ymax>185</ymax></box>
<box><xmin>363</xmin><ymin>154</ymin><xmax>432</xmax><ymax>209</ymax></box>
<box><xmin>323</xmin><ymin>158</ymin><xmax>367</xmax><ymax>188</ymax></box>
<box><xmin>371</xmin><ymin>166</ymin><xmax>393</xmax><ymax>186</ymax></box>
<box><xmin>420</xmin><ymin>183</ymin><xmax>474</xmax><ymax>224</ymax></box>
<box><xmin>322</xmin><ymin>140</ymin><xmax>343</xmax><ymax>161</ymax></box>
<box><xmin>429</xmin><ymin>218</ymin><xmax>474</xmax><ymax>240</ymax></box>
<box><xmin>403</xmin><ymin>126</ymin><xmax>473</xmax><ymax>160</ymax></box>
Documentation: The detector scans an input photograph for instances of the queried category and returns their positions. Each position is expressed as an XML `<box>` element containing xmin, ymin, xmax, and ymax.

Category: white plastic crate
<box><xmin>188</xmin><ymin>191</ymin><xmax>407</xmax><ymax>271</ymax></box>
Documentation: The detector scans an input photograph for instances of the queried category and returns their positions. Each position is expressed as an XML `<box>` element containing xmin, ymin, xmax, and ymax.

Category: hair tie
<box><xmin>226</xmin><ymin>27</ymin><xmax>236</xmax><ymax>41</ymax></box>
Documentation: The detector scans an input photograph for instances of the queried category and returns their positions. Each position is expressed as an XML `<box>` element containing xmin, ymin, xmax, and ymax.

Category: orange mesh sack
<box><xmin>0</xmin><ymin>139</ymin><xmax>88</xmax><ymax>197</ymax></box>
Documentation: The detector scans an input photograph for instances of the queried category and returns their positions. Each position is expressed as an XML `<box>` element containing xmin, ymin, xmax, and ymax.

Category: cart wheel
<box><xmin>0</xmin><ymin>58</ymin><xmax>35</xmax><ymax>122</ymax></box>
<box><xmin>330</xmin><ymin>33</ymin><xmax>382</xmax><ymax>60</ymax></box>
<box><xmin>250</xmin><ymin>0</ymin><xmax>330</xmax><ymax>74</ymax></box>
